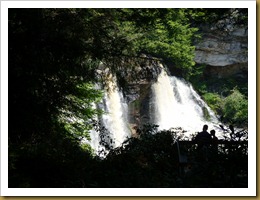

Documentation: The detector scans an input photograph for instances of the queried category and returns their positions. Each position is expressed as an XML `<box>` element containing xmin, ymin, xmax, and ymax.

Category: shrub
<box><xmin>222</xmin><ymin>89</ymin><xmax>248</xmax><ymax>127</ymax></box>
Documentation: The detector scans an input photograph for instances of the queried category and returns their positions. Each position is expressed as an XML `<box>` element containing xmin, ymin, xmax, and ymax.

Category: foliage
<box><xmin>202</xmin><ymin>93</ymin><xmax>222</xmax><ymax>113</ymax></box>
<box><xmin>200</xmin><ymin>89</ymin><xmax>248</xmax><ymax>128</ymax></box>
<box><xmin>8</xmin><ymin>8</ymin><xmax>105</xmax><ymax>187</ymax></box>
<box><xmin>188</xmin><ymin>64</ymin><xmax>207</xmax><ymax>93</ymax></box>
<box><xmin>133</xmin><ymin>9</ymin><xmax>199</xmax><ymax>77</ymax></box>
<box><xmin>189</xmin><ymin>63</ymin><xmax>248</xmax><ymax>128</ymax></box>
<box><xmin>221</xmin><ymin>89</ymin><xmax>248</xmax><ymax>126</ymax></box>
<box><xmin>92</xmin><ymin>124</ymin><xmax>247</xmax><ymax>188</ymax></box>
<box><xmin>58</xmin><ymin>83</ymin><xmax>103</xmax><ymax>139</ymax></box>
<box><xmin>96</xmin><ymin>125</ymin><xmax>187</xmax><ymax>187</ymax></box>
<box><xmin>185</xmin><ymin>8</ymin><xmax>248</xmax><ymax>26</ymax></box>
<box><xmin>201</xmin><ymin>89</ymin><xmax>248</xmax><ymax>127</ymax></box>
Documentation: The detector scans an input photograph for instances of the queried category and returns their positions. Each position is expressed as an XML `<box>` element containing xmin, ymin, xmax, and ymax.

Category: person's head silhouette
<box><xmin>203</xmin><ymin>124</ymin><xmax>208</xmax><ymax>132</ymax></box>
<box><xmin>210</xmin><ymin>130</ymin><xmax>216</xmax><ymax>136</ymax></box>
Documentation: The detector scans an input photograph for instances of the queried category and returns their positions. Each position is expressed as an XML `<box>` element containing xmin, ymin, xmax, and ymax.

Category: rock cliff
<box><xmin>194</xmin><ymin>9</ymin><xmax>248</xmax><ymax>78</ymax></box>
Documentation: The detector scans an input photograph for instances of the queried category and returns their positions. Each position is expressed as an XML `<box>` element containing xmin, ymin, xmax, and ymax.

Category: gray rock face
<box><xmin>194</xmin><ymin>11</ymin><xmax>248</xmax><ymax>78</ymax></box>
<box><xmin>195</xmin><ymin>31</ymin><xmax>248</xmax><ymax>67</ymax></box>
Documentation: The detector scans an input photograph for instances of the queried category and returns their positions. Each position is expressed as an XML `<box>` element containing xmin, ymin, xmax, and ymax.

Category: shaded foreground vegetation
<box><xmin>9</xmin><ymin>125</ymin><xmax>248</xmax><ymax>188</ymax></box>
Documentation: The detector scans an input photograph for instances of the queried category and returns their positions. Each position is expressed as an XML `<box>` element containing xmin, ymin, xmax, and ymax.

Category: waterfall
<box><xmin>101</xmin><ymin>74</ymin><xmax>131</xmax><ymax>148</ymax></box>
<box><xmin>151</xmin><ymin>67</ymin><xmax>220</xmax><ymax>137</ymax></box>
<box><xmin>87</xmin><ymin>65</ymin><xmax>222</xmax><ymax>152</ymax></box>
<box><xmin>151</xmin><ymin>69</ymin><xmax>176</xmax><ymax>130</ymax></box>
<box><xmin>83</xmin><ymin>74</ymin><xmax>131</xmax><ymax>154</ymax></box>
<box><xmin>86</xmin><ymin>73</ymin><xmax>131</xmax><ymax>152</ymax></box>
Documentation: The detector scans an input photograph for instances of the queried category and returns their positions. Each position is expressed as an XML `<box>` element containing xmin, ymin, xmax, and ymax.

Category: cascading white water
<box><xmin>151</xmin><ymin>69</ymin><xmax>176</xmax><ymax>130</ymax></box>
<box><xmin>101</xmin><ymin>73</ymin><xmax>131</xmax><ymax>148</ymax></box>
<box><xmin>83</xmin><ymin>74</ymin><xmax>130</xmax><ymax>154</ymax></box>
<box><xmin>151</xmin><ymin>67</ymin><xmax>220</xmax><ymax>137</ymax></box>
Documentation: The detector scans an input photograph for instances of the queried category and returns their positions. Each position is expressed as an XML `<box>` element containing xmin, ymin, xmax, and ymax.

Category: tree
<box><xmin>8</xmin><ymin>8</ymin><xmax>104</xmax><ymax>187</ymax></box>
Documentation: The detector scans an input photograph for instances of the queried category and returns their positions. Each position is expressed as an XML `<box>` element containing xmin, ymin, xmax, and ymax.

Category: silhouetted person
<box><xmin>194</xmin><ymin>125</ymin><xmax>212</xmax><ymax>161</ymax></box>
<box><xmin>195</xmin><ymin>125</ymin><xmax>212</xmax><ymax>149</ymax></box>
<box><xmin>210</xmin><ymin>130</ymin><xmax>218</xmax><ymax>142</ymax></box>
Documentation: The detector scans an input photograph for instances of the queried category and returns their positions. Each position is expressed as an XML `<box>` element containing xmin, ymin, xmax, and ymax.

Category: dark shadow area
<box><xmin>9</xmin><ymin>123</ymin><xmax>248</xmax><ymax>188</ymax></box>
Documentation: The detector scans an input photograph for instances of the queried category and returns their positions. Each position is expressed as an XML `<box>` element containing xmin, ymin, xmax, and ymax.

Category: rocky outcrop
<box><xmin>195</xmin><ymin>31</ymin><xmax>247</xmax><ymax>67</ymax></box>
<box><xmin>194</xmin><ymin>9</ymin><xmax>248</xmax><ymax>78</ymax></box>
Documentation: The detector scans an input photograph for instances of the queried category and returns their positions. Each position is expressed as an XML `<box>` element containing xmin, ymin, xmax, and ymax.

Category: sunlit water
<box><xmin>151</xmin><ymin>68</ymin><xmax>221</xmax><ymax>138</ymax></box>
<box><xmin>82</xmin><ymin>74</ymin><xmax>131</xmax><ymax>154</ymax></box>
<box><xmin>101</xmin><ymin>74</ymin><xmax>131</xmax><ymax>148</ymax></box>
<box><xmin>87</xmin><ymin>66</ymin><xmax>226</xmax><ymax>153</ymax></box>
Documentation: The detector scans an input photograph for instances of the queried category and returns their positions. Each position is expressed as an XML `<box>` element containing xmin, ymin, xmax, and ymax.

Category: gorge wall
<box><xmin>194</xmin><ymin>9</ymin><xmax>248</xmax><ymax>78</ymax></box>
